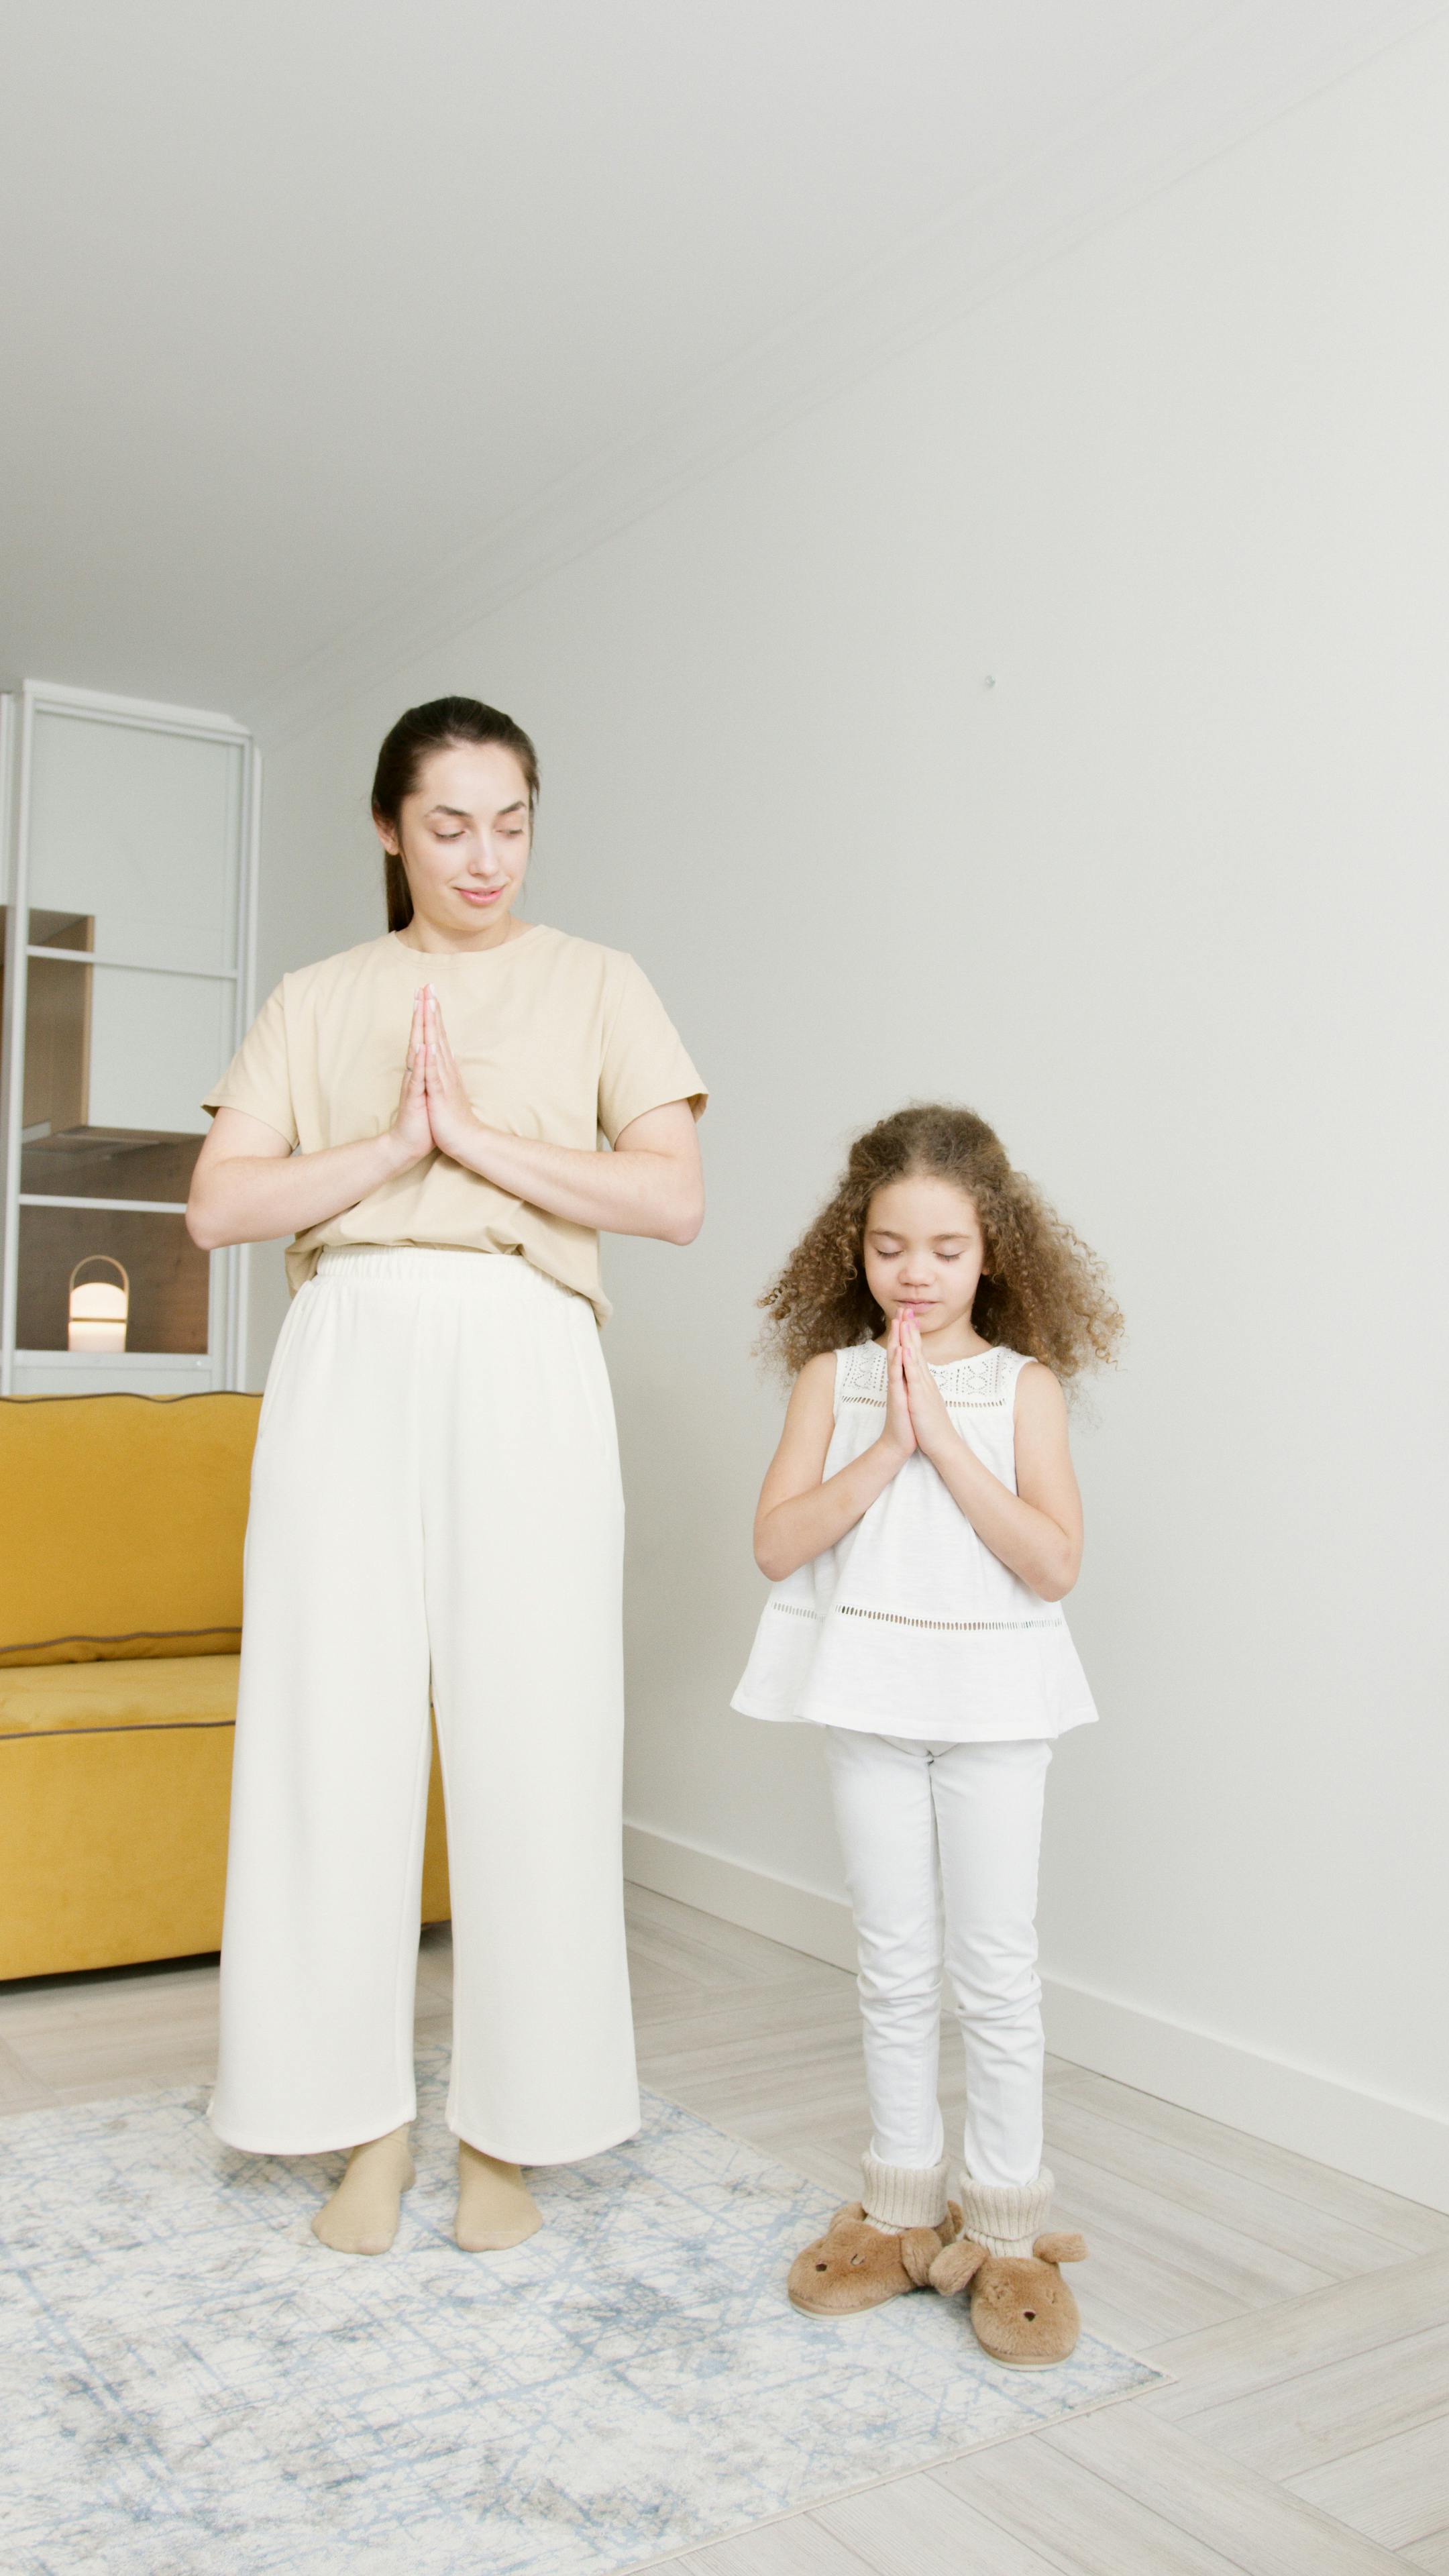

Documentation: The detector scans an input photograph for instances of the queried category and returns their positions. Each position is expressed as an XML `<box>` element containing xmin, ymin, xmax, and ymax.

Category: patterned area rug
<box><xmin>2</xmin><ymin>2045</ymin><xmax>1166</xmax><ymax>2573</ymax></box>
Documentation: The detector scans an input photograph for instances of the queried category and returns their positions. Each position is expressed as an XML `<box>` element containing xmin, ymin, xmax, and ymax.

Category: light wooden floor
<box><xmin>4</xmin><ymin>1887</ymin><xmax>1448</xmax><ymax>2575</ymax></box>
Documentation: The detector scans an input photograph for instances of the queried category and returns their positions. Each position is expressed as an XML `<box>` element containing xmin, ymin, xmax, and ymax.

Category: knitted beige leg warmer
<box><xmin>956</xmin><ymin>2166</ymin><xmax>1056</xmax><ymax>2257</ymax></box>
<box><xmin>861</xmin><ymin>2149</ymin><xmax>953</xmax><ymax>2233</ymax></box>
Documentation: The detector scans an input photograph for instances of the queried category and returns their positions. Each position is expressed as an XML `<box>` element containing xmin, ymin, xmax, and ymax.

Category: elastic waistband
<box><xmin>313</xmin><ymin>1245</ymin><xmax>576</xmax><ymax>1302</ymax></box>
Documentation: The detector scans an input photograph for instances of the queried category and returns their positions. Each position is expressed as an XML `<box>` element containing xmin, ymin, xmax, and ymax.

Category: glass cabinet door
<box><xmin>1</xmin><ymin>684</ymin><xmax>256</xmax><ymax>1395</ymax></box>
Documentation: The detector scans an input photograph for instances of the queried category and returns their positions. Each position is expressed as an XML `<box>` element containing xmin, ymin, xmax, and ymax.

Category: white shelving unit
<box><xmin>0</xmin><ymin>679</ymin><xmax>260</xmax><ymax>1396</ymax></box>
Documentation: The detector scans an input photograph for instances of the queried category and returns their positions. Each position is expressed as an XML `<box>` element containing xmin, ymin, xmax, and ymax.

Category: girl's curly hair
<box><xmin>758</xmin><ymin>1104</ymin><xmax>1122</xmax><ymax>1383</ymax></box>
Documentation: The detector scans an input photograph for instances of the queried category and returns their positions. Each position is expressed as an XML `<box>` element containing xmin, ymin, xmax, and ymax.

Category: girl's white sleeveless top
<box><xmin>731</xmin><ymin>1341</ymin><xmax>1098</xmax><ymax>1743</ymax></box>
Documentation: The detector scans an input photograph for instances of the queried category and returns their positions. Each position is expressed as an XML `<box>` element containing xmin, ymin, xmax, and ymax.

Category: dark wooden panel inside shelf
<box><xmin>17</xmin><ymin>1203</ymin><xmax>210</xmax><ymax>1356</ymax></box>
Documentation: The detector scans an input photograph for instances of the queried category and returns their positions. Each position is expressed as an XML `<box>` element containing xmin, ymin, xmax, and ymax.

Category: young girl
<box><xmin>733</xmin><ymin>1106</ymin><xmax>1120</xmax><ymax>2359</ymax></box>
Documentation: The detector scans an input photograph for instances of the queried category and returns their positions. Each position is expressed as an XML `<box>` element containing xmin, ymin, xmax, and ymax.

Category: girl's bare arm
<box><xmin>904</xmin><ymin>1332</ymin><xmax>1083</xmax><ymax>1601</ymax></box>
<box><xmin>753</xmin><ymin>1330</ymin><xmax>913</xmax><ymax>1582</ymax></box>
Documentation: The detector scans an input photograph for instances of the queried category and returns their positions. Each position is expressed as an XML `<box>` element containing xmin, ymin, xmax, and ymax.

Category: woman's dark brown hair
<box><xmin>372</xmin><ymin>696</ymin><xmax>540</xmax><ymax>931</ymax></box>
<box><xmin>758</xmin><ymin>1103</ymin><xmax>1122</xmax><ymax>1384</ymax></box>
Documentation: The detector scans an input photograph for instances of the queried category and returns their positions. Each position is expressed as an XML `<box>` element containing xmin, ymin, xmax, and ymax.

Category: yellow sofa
<box><xmin>0</xmin><ymin>1391</ymin><xmax>450</xmax><ymax>1980</ymax></box>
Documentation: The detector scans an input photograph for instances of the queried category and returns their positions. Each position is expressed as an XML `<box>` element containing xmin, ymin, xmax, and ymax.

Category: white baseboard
<box><xmin>625</xmin><ymin>1823</ymin><xmax>859</xmax><ymax>1973</ymax></box>
<box><xmin>623</xmin><ymin>1821</ymin><xmax>1449</xmax><ymax>2215</ymax></box>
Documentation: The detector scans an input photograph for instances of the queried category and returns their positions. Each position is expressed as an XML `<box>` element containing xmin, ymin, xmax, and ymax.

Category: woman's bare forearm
<box><xmin>448</xmin><ymin>1122</ymin><xmax>702</xmax><ymax>1244</ymax></box>
<box><xmin>187</xmin><ymin>1130</ymin><xmax>418</xmax><ymax>1250</ymax></box>
<box><xmin>755</xmin><ymin>1438</ymin><xmax>906</xmax><ymax>1582</ymax></box>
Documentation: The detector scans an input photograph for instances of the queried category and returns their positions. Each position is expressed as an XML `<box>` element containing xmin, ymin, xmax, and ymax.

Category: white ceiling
<box><xmin>1</xmin><ymin>0</ymin><xmax>1439</xmax><ymax>727</ymax></box>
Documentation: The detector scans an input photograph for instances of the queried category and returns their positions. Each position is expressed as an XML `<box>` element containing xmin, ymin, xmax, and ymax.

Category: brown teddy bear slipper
<box><xmin>788</xmin><ymin>2199</ymin><xmax>961</xmax><ymax>2318</ymax></box>
<box><xmin>928</xmin><ymin>2230</ymin><xmax>1088</xmax><ymax>2366</ymax></box>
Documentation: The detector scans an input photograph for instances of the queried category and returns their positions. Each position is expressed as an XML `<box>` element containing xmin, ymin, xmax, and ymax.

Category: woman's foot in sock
<box><xmin>311</xmin><ymin>2123</ymin><xmax>415</xmax><ymax>2255</ymax></box>
<box><xmin>455</xmin><ymin>2143</ymin><xmax>543</xmax><ymax>2251</ymax></box>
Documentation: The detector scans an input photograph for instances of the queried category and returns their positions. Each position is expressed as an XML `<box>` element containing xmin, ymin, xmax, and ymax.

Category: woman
<box><xmin>189</xmin><ymin>697</ymin><xmax>706</xmax><ymax>2257</ymax></box>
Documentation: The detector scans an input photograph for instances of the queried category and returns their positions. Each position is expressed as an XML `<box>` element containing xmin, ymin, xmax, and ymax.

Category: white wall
<box><xmin>252</xmin><ymin>21</ymin><xmax>1449</xmax><ymax>2203</ymax></box>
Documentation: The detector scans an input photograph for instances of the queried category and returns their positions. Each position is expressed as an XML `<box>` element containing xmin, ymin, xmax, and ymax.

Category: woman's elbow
<box><xmin>664</xmin><ymin>1180</ymin><xmax>705</xmax><ymax>1246</ymax></box>
<box><xmin>185</xmin><ymin>1189</ymin><xmax>231</xmax><ymax>1252</ymax></box>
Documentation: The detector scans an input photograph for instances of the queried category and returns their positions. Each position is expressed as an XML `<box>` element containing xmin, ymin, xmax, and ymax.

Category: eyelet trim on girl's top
<box><xmin>766</xmin><ymin>1599</ymin><xmax>819</xmax><ymax>1621</ymax></box>
<box><xmin>837</xmin><ymin>1344</ymin><xmax>1015</xmax><ymax>1409</ymax></box>
<box><xmin>841</xmin><ymin>1391</ymin><xmax>1004</xmax><ymax>1411</ymax></box>
<box><xmin>932</xmin><ymin>1352</ymin><xmax>1012</xmax><ymax>1405</ymax></box>
<box><xmin>835</xmin><ymin>1605</ymin><xmax>1065</xmax><ymax>1633</ymax></box>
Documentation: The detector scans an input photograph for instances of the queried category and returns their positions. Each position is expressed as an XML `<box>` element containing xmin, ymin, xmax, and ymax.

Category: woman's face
<box><xmin>863</xmin><ymin>1171</ymin><xmax>987</xmax><ymax>1338</ymax></box>
<box><xmin>377</xmin><ymin>740</ymin><xmax>533</xmax><ymax>941</ymax></box>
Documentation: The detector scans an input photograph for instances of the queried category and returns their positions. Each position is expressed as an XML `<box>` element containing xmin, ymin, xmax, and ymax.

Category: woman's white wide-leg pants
<box><xmin>210</xmin><ymin>1246</ymin><xmax>638</xmax><ymax>2165</ymax></box>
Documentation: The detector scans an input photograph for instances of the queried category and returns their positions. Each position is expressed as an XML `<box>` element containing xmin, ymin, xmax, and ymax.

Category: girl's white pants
<box><xmin>825</xmin><ymin>1728</ymin><xmax>1052</xmax><ymax>2187</ymax></box>
<box><xmin>210</xmin><ymin>1246</ymin><xmax>639</xmax><ymax>2165</ymax></box>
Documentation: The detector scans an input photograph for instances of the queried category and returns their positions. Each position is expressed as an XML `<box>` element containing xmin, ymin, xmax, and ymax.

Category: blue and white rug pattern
<box><xmin>2</xmin><ymin>2047</ymin><xmax>1166</xmax><ymax>2573</ymax></box>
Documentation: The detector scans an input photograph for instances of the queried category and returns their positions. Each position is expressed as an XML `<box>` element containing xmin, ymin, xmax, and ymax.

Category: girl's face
<box><xmin>863</xmin><ymin>1171</ymin><xmax>987</xmax><ymax>1340</ymax></box>
<box><xmin>377</xmin><ymin>740</ymin><xmax>533</xmax><ymax>943</ymax></box>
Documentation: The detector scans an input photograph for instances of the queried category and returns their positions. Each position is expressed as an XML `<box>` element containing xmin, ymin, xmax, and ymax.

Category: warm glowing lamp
<box><xmin>68</xmin><ymin>1255</ymin><xmax>129</xmax><ymax>1354</ymax></box>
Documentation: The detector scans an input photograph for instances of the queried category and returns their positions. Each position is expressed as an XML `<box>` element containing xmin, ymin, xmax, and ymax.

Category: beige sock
<box><xmin>455</xmin><ymin>2141</ymin><xmax>543</xmax><ymax>2252</ymax></box>
<box><xmin>860</xmin><ymin>2148</ymin><xmax>953</xmax><ymax>2233</ymax></box>
<box><xmin>311</xmin><ymin>2123</ymin><xmax>415</xmax><ymax>2255</ymax></box>
<box><xmin>957</xmin><ymin>2166</ymin><xmax>1057</xmax><ymax>2258</ymax></box>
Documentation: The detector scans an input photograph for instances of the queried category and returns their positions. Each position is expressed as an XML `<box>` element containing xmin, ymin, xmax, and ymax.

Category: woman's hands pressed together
<box><xmin>386</xmin><ymin>983</ymin><xmax>481</xmax><ymax>1171</ymax></box>
<box><xmin>412</xmin><ymin>985</ymin><xmax>482</xmax><ymax>1164</ymax></box>
<box><xmin>389</xmin><ymin>986</ymin><xmax>435</xmax><ymax>1169</ymax></box>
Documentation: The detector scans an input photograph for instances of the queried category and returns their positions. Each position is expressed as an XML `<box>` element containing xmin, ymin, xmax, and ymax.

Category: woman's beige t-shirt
<box><xmin>202</xmin><ymin>926</ymin><xmax>706</xmax><ymax>1324</ymax></box>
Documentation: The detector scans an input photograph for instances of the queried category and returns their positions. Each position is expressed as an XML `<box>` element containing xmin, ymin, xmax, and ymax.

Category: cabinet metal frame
<box><xmin>0</xmin><ymin>678</ymin><xmax>260</xmax><ymax>1395</ymax></box>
